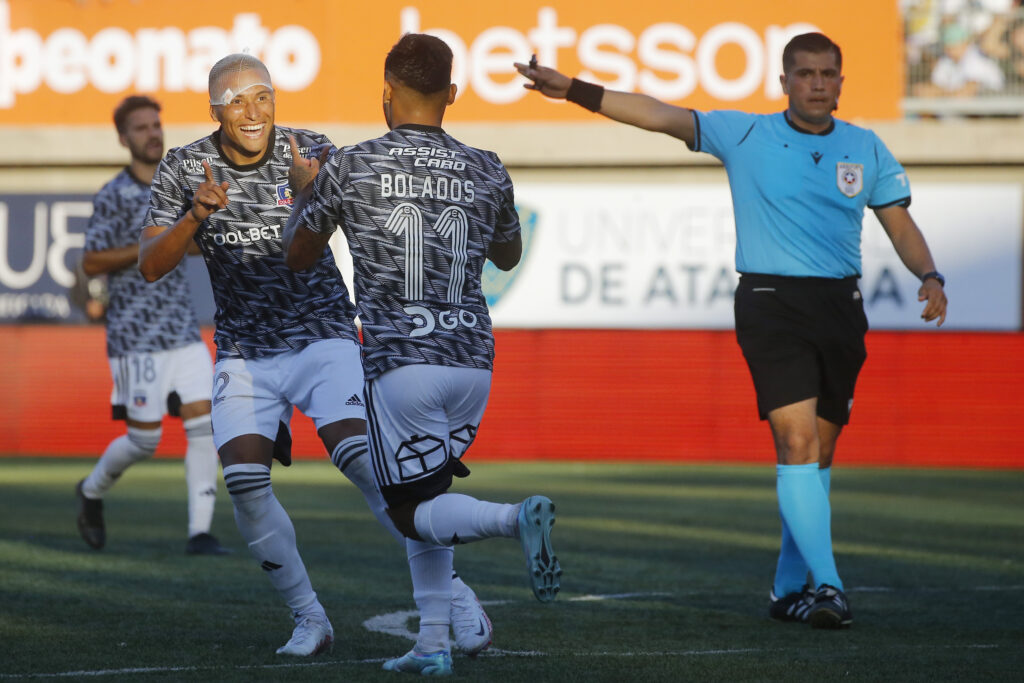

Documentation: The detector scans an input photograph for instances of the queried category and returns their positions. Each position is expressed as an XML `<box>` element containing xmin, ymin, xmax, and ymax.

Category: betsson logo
<box><xmin>403</xmin><ymin>7</ymin><xmax>818</xmax><ymax>104</ymax></box>
<box><xmin>0</xmin><ymin>2</ymin><xmax>818</xmax><ymax>110</ymax></box>
<box><xmin>0</xmin><ymin>1</ymin><xmax>319</xmax><ymax>108</ymax></box>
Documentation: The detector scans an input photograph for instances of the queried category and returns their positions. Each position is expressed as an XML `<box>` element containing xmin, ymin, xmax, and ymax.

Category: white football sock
<box><xmin>413</xmin><ymin>493</ymin><xmax>518</xmax><ymax>546</ymax></box>
<box><xmin>82</xmin><ymin>427</ymin><xmax>161</xmax><ymax>498</ymax></box>
<box><xmin>331</xmin><ymin>436</ymin><xmax>403</xmax><ymax>543</ymax></box>
<box><xmin>183</xmin><ymin>415</ymin><xmax>218</xmax><ymax>538</ymax></box>
<box><xmin>224</xmin><ymin>463</ymin><xmax>322</xmax><ymax>618</ymax></box>
<box><xmin>407</xmin><ymin>538</ymin><xmax>454</xmax><ymax>653</ymax></box>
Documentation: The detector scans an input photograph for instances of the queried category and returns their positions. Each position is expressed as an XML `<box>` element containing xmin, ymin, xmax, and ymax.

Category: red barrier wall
<box><xmin>1</xmin><ymin>326</ymin><xmax>1021</xmax><ymax>468</ymax></box>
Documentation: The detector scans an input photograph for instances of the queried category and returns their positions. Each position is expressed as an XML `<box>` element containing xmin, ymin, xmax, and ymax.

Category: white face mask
<box><xmin>209</xmin><ymin>70</ymin><xmax>274</xmax><ymax>106</ymax></box>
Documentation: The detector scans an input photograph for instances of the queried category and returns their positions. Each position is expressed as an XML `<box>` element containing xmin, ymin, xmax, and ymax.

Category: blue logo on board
<box><xmin>482</xmin><ymin>204</ymin><xmax>536</xmax><ymax>308</ymax></box>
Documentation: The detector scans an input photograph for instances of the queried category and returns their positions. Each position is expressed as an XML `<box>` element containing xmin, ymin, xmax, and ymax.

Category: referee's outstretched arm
<box><xmin>514</xmin><ymin>61</ymin><xmax>696</xmax><ymax>146</ymax></box>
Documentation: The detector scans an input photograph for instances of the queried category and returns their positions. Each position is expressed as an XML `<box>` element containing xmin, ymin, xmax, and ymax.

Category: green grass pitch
<box><xmin>1</xmin><ymin>459</ymin><xmax>1021</xmax><ymax>681</ymax></box>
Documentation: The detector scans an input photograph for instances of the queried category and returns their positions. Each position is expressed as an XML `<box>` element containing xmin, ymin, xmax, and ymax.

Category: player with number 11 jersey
<box><xmin>287</xmin><ymin>34</ymin><xmax>558</xmax><ymax>675</ymax></box>
<box><xmin>298</xmin><ymin>125</ymin><xmax>520</xmax><ymax>379</ymax></box>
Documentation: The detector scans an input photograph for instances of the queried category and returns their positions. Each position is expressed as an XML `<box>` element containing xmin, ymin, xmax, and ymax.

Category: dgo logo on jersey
<box><xmin>836</xmin><ymin>162</ymin><xmax>863</xmax><ymax>198</ymax></box>
<box><xmin>482</xmin><ymin>203</ymin><xmax>536</xmax><ymax>308</ymax></box>
<box><xmin>276</xmin><ymin>182</ymin><xmax>293</xmax><ymax>206</ymax></box>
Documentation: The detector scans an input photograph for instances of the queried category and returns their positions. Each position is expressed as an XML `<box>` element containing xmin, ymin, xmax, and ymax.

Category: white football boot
<box><xmin>276</xmin><ymin>614</ymin><xmax>334</xmax><ymax>656</ymax></box>
<box><xmin>450</xmin><ymin>578</ymin><xmax>492</xmax><ymax>656</ymax></box>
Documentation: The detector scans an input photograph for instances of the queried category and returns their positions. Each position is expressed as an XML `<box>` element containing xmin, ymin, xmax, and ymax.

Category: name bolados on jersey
<box><xmin>298</xmin><ymin>123</ymin><xmax>521</xmax><ymax>380</ymax></box>
<box><xmin>86</xmin><ymin>168</ymin><xmax>201</xmax><ymax>359</ymax></box>
<box><xmin>144</xmin><ymin>126</ymin><xmax>359</xmax><ymax>361</ymax></box>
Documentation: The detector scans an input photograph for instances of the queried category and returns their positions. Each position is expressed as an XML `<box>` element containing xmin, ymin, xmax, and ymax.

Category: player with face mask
<box><xmin>139</xmin><ymin>53</ymin><xmax>493</xmax><ymax>657</ymax></box>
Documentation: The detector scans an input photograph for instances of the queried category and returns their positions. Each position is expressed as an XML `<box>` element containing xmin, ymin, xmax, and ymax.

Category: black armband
<box><xmin>566</xmin><ymin>78</ymin><xmax>605</xmax><ymax>112</ymax></box>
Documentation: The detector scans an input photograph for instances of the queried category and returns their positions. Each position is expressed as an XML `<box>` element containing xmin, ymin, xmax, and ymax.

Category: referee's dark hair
<box><xmin>113</xmin><ymin>95</ymin><xmax>161</xmax><ymax>134</ymax></box>
<box><xmin>385</xmin><ymin>33</ymin><xmax>453</xmax><ymax>95</ymax></box>
<box><xmin>782</xmin><ymin>32</ymin><xmax>842</xmax><ymax>73</ymax></box>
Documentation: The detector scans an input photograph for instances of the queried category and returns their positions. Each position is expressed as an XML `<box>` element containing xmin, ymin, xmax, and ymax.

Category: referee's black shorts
<box><xmin>734</xmin><ymin>273</ymin><xmax>868</xmax><ymax>425</ymax></box>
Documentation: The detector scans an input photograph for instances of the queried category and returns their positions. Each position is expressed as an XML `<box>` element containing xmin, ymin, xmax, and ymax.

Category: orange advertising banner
<box><xmin>0</xmin><ymin>0</ymin><xmax>903</xmax><ymax>126</ymax></box>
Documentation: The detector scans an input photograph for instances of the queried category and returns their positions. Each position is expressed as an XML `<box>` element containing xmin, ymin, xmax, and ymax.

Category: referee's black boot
<box><xmin>769</xmin><ymin>584</ymin><xmax>814</xmax><ymax>622</ymax></box>
<box><xmin>808</xmin><ymin>584</ymin><xmax>853</xmax><ymax>629</ymax></box>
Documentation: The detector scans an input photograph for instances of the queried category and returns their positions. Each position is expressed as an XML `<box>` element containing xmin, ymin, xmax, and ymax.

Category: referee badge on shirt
<box><xmin>836</xmin><ymin>162</ymin><xmax>863</xmax><ymax>198</ymax></box>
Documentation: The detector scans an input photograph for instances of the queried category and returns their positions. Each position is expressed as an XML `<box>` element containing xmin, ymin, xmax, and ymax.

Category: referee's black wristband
<box><xmin>566</xmin><ymin>78</ymin><xmax>604</xmax><ymax>112</ymax></box>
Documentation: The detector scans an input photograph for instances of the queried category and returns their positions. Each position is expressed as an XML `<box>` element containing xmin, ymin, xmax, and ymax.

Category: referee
<box><xmin>516</xmin><ymin>32</ymin><xmax>947</xmax><ymax>629</ymax></box>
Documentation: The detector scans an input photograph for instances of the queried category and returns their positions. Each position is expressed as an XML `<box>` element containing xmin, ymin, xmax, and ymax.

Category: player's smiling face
<box><xmin>211</xmin><ymin>70</ymin><xmax>276</xmax><ymax>165</ymax></box>
<box><xmin>780</xmin><ymin>50</ymin><xmax>843</xmax><ymax>132</ymax></box>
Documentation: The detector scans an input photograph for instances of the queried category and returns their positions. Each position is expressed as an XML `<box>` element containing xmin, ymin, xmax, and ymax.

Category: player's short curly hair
<box><xmin>782</xmin><ymin>32</ymin><xmax>842</xmax><ymax>73</ymax></box>
<box><xmin>384</xmin><ymin>33</ymin><xmax>453</xmax><ymax>95</ymax></box>
<box><xmin>113</xmin><ymin>95</ymin><xmax>160</xmax><ymax>134</ymax></box>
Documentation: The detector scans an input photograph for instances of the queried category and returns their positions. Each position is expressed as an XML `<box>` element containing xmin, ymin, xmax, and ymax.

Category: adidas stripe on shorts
<box><xmin>210</xmin><ymin>338</ymin><xmax>365</xmax><ymax>450</ymax></box>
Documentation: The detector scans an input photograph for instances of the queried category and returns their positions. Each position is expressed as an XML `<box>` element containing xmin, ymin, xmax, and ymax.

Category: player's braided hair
<box><xmin>782</xmin><ymin>32</ymin><xmax>843</xmax><ymax>73</ymax></box>
<box><xmin>113</xmin><ymin>95</ymin><xmax>160</xmax><ymax>134</ymax></box>
<box><xmin>384</xmin><ymin>33</ymin><xmax>452</xmax><ymax>95</ymax></box>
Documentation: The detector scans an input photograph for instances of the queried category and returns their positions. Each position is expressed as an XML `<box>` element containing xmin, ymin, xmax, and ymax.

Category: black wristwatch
<box><xmin>921</xmin><ymin>271</ymin><xmax>945</xmax><ymax>287</ymax></box>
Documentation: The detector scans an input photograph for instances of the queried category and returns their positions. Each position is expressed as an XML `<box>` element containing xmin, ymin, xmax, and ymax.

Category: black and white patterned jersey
<box><xmin>144</xmin><ymin>125</ymin><xmax>359</xmax><ymax>361</ymax></box>
<box><xmin>85</xmin><ymin>168</ymin><xmax>201</xmax><ymax>358</ymax></box>
<box><xmin>298</xmin><ymin>123</ymin><xmax>521</xmax><ymax>380</ymax></box>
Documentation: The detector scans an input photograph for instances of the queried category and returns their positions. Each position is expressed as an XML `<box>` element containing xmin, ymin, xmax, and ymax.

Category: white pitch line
<box><xmin>2</xmin><ymin>644</ymin><xmax>1014</xmax><ymax>680</ymax></box>
<box><xmin>0</xmin><ymin>659</ymin><xmax>391</xmax><ymax>680</ymax></box>
<box><xmin>361</xmin><ymin>592</ymin><xmax>673</xmax><ymax>645</ymax></box>
<box><xmin>3</xmin><ymin>587</ymin><xmax>1020</xmax><ymax>680</ymax></box>
<box><xmin>0</xmin><ymin>649</ymin><xmax>769</xmax><ymax>680</ymax></box>
<box><xmin>569</xmin><ymin>592</ymin><xmax>673</xmax><ymax>601</ymax></box>
<box><xmin>359</xmin><ymin>585</ymin><xmax>1024</xmax><ymax>643</ymax></box>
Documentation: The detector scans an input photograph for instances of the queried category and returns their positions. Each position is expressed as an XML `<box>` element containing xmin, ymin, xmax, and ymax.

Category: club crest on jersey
<box><xmin>133</xmin><ymin>394</ymin><xmax>147</xmax><ymax>407</ymax></box>
<box><xmin>276</xmin><ymin>182</ymin><xmax>294</xmax><ymax>206</ymax></box>
<box><xmin>836</xmin><ymin>162</ymin><xmax>863</xmax><ymax>198</ymax></box>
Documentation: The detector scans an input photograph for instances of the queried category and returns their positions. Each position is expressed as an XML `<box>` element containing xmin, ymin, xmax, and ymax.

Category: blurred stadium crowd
<box><xmin>904</xmin><ymin>0</ymin><xmax>1024</xmax><ymax>113</ymax></box>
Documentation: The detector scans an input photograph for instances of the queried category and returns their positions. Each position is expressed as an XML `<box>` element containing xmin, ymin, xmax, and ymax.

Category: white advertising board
<box><xmin>476</xmin><ymin>182</ymin><xmax>1022</xmax><ymax>330</ymax></box>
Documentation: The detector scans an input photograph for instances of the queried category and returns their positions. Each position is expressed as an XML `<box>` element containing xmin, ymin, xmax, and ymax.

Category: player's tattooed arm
<box><xmin>286</xmin><ymin>134</ymin><xmax>329</xmax><ymax>195</ymax></box>
<box><xmin>282</xmin><ymin>200</ymin><xmax>330</xmax><ymax>272</ymax></box>
<box><xmin>283</xmin><ymin>135</ymin><xmax>332</xmax><ymax>272</ymax></box>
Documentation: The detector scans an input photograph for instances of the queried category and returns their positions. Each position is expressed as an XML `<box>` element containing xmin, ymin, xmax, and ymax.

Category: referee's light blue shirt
<box><xmin>692</xmin><ymin>110</ymin><xmax>910</xmax><ymax>279</ymax></box>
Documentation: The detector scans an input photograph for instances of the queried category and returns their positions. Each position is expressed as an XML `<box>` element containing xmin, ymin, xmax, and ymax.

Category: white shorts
<box><xmin>109</xmin><ymin>341</ymin><xmax>214</xmax><ymax>423</ymax></box>
<box><xmin>211</xmin><ymin>338</ymin><xmax>365</xmax><ymax>450</ymax></box>
<box><xmin>365</xmin><ymin>364</ymin><xmax>490</xmax><ymax>506</ymax></box>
